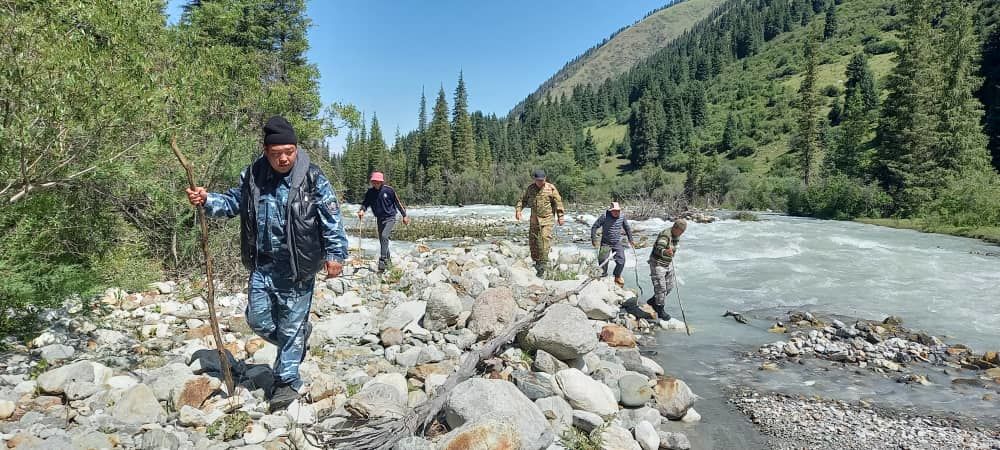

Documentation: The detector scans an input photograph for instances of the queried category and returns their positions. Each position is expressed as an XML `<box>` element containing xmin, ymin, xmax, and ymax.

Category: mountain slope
<box><xmin>532</xmin><ymin>0</ymin><xmax>727</xmax><ymax>101</ymax></box>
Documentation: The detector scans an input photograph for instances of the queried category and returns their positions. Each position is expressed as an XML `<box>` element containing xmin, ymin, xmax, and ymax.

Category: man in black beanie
<box><xmin>186</xmin><ymin>115</ymin><xmax>349</xmax><ymax>412</ymax></box>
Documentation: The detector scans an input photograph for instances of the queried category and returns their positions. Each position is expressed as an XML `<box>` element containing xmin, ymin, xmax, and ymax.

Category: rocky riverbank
<box><xmin>0</xmin><ymin>239</ymin><xmax>702</xmax><ymax>450</ymax></box>
<box><xmin>731</xmin><ymin>390</ymin><xmax>1000</xmax><ymax>450</ymax></box>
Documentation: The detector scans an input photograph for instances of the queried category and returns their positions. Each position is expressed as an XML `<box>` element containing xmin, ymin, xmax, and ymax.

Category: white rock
<box><xmin>680</xmin><ymin>407</ymin><xmax>701</xmax><ymax>423</ymax></box>
<box><xmin>252</xmin><ymin>342</ymin><xmax>278</xmax><ymax>365</ymax></box>
<box><xmin>0</xmin><ymin>400</ymin><xmax>14</xmax><ymax>420</ymax></box>
<box><xmin>382</xmin><ymin>301</ymin><xmax>426</xmax><ymax>330</ymax></box>
<box><xmin>178</xmin><ymin>405</ymin><xmax>207</xmax><ymax>427</ymax></box>
<box><xmin>600</xmin><ymin>425</ymin><xmax>642</xmax><ymax>450</ymax></box>
<box><xmin>150</xmin><ymin>281</ymin><xmax>174</xmax><ymax>294</ymax></box>
<box><xmin>423</xmin><ymin>283</ymin><xmax>463</xmax><ymax>331</ymax></box>
<box><xmin>634</xmin><ymin>420</ymin><xmax>660</xmax><ymax>450</ymax></box>
<box><xmin>312</xmin><ymin>312</ymin><xmax>372</xmax><ymax>342</ymax></box>
<box><xmin>443</xmin><ymin>378</ymin><xmax>552</xmax><ymax>450</ymax></box>
<box><xmin>333</xmin><ymin>291</ymin><xmax>364</xmax><ymax>311</ymax></box>
<box><xmin>577</xmin><ymin>295</ymin><xmax>619</xmax><ymax>320</ymax></box>
<box><xmin>660</xmin><ymin>318</ymin><xmax>687</xmax><ymax>330</ymax></box>
<box><xmin>285</xmin><ymin>400</ymin><xmax>316</xmax><ymax>425</ymax></box>
<box><xmin>552</xmin><ymin>368</ymin><xmax>618</xmax><ymax>416</ymax></box>
<box><xmin>242</xmin><ymin>421</ymin><xmax>268</xmax><ymax>445</ymax></box>
<box><xmin>362</xmin><ymin>373</ymin><xmax>407</xmax><ymax>401</ymax></box>
<box><xmin>524</xmin><ymin>304</ymin><xmax>598</xmax><ymax>360</ymax></box>
<box><xmin>640</xmin><ymin>357</ymin><xmax>664</xmax><ymax>376</ymax></box>
<box><xmin>38</xmin><ymin>344</ymin><xmax>75</xmax><ymax>364</ymax></box>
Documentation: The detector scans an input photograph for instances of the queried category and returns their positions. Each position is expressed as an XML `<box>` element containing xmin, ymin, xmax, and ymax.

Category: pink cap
<box><xmin>370</xmin><ymin>172</ymin><xmax>384</xmax><ymax>182</ymax></box>
<box><xmin>610</xmin><ymin>202</ymin><xmax>621</xmax><ymax>211</ymax></box>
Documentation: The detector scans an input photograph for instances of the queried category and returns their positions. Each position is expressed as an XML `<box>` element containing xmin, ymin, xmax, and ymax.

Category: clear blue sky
<box><xmin>166</xmin><ymin>1</ymin><xmax>670</xmax><ymax>150</ymax></box>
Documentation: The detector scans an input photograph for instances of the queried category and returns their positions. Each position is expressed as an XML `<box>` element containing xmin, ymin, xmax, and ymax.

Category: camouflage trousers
<box><xmin>247</xmin><ymin>267</ymin><xmax>313</xmax><ymax>390</ymax></box>
<box><xmin>649</xmin><ymin>261</ymin><xmax>675</xmax><ymax>308</ymax></box>
<box><xmin>528</xmin><ymin>219</ymin><xmax>554</xmax><ymax>265</ymax></box>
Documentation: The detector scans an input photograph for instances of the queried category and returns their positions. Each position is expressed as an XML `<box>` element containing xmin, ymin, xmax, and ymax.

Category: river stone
<box><xmin>552</xmin><ymin>368</ymin><xmax>618</xmax><ymax>416</ymax></box>
<box><xmin>65</xmin><ymin>381</ymin><xmax>100</xmax><ymax>400</ymax></box>
<box><xmin>345</xmin><ymin>383</ymin><xmax>405</xmax><ymax>418</ymax></box>
<box><xmin>600</xmin><ymin>324</ymin><xmax>637</xmax><ymax>348</ymax></box>
<box><xmin>174</xmin><ymin>375</ymin><xmax>220</xmax><ymax>409</ymax></box>
<box><xmin>618</xmin><ymin>372</ymin><xmax>653</xmax><ymax>407</ymax></box>
<box><xmin>71</xmin><ymin>431</ymin><xmax>117</xmax><ymax>450</ymax></box>
<box><xmin>37</xmin><ymin>361</ymin><xmax>94</xmax><ymax>394</ymax></box>
<box><xmin>467</xmin><ymin>287</ymin><xmax>519</xmax><ymax>339</ymax></box>
<box><xmin>535</xmin><ymin>396</ymin><xmax>573</xmax><ymax>436</ymax></box>
<box><xmin>393</xmin><ymin>437</ymin><xmax>434</xmax><ymax>450</ymax></box>
<box><xmin>436</xmin><ymin>417</ymin><xmax>520</xmax><ymax>450</ymax></box>
<box><xmin>658</xmin><ymin>432</ymin><xmax>691</xmax><ymax>450</ymax></box>
<box><xmin>380</xmin><ymin>328</ymin><xmax>404</xmax><ymax>347</ymax></box>
<box><xmin>680</xmin><ymin>407</ymin><xmax>701</xmax><ymax>423</ymax></box>
<box><xmin>0</xmin><ymin>400</ymin><xmax>14</xmax><ymax>419</ymax></box>
<box><xmin>572</xmin><ymin>410</ymin><xmax>604</xmax><ymax>433</ymax></box>
<box><xmin>444</xmin><ymin>378</ymin><xmax>552</xmax><ymax>449</ymax></box>
<box><xmin>313</xmin><ymin>312</ymin><xmax>372</xmax><ymax>341</ymax></box>
<box><xmin>38</xmin><ymin>344</ymin><xmax>75</xmax><ymax>364</ymax></box>
<box><xmin>600</xmin><ymin>425</ymin><xmax>642</xmax><ymax>450</ymax></box>
<box><xmin>114</xmin><ymin>384</ymin><xmax>165</xmax><ymax>424</ymax></box>
<box><xmin>640</xmin><ymin>357</ymin><xmax>664</xmax><ymax>377</ymax></box>
<box><xmin>577</xmin><ymin>294</ymin><xmax>619</xmax><ymax>320</ymax></box>
<box><xmin>524</xmin><ymin>304</ymin><xmax>598</xmax><ymax>360</ymax></box>
<box><xmin>138</xmin><ymin>429</ymin><xmax>179</xmax><ymax>450</ymax></box>
<box><xmin>362</xmin><ymin>373</ymin><xmax>408</xmax><ymax>401</ymax></box>
<box><xmin>512</xmin><ymin>370</ymin><xmax>555</xmax><ymax>400</ymax></box>
<box><xmin>533</xmin><ymin>349</ymin><xmax>569</xmax><ymax>375</ymax></box>
<box><xmin>382</xmin><ymin>301</ymin><xmax>426</xmax><ymax>331</ymax></box>
<box><xmin>634</xmin><ymin>420</ymin><xmax>660</xmax><ymax>450</ymax></box>
<box><xmin>424</xmin><ymin>283</ymin><xmax>463</xmax><ymax>331</ymax></box>
<box><xmin>652</xmin><ymin>377</ymin><xmax>696</xmax><ymax>420</ymax></box>
<box><xmin>178</xmin><ymin>405</ymin><xmax>208</xmax><ymax>427</ymax></box>
<box><xmin>614</xmin><ymin>406</ymin><xmax>662</xmax><ymax>430</ymax></box>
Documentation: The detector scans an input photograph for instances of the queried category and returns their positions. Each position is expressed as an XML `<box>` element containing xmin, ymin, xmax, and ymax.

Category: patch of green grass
<box><xmin>346</xmin><ymin>383</ymin><xmax>361</xmax><ymax>397</ymax></box>
<box><xmin>856</xmin><ymin>218</ymin><xmax>1000</xmax><ymax>244</ymax></box>
<box><xmin>384</xmin><ymin>266</ymin><xmax>404</xmax><ymax>284</ymax></box>
<box><xmin>206</xmin><ymin>411</ymin><xmax>250</xmax><ymax>441</ymax></box>
<box><xmin>356</xmin><ymin>218</ymin><xmax>507</xmax><ymax>241</ymax></box>
<box><xmin>560</xmin><ymin>424</ymin><xmax>605</xmax><ymax>450</ymax></box>
<box><xmin>544</xmin><ymin>268</ymin><xmax>579</xmax><ymax>281</ymax></box>
<box><xmin>28</xmin><ymin>359</ymin><xmax>49</xmax><ymax>380</ymax></box>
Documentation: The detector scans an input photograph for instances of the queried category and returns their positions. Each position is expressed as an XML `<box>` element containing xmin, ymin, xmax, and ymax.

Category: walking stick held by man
<box><xmin>170</xmin><ymin>137</ymin><xmax>236</xmax><ymax>396</ymax></box>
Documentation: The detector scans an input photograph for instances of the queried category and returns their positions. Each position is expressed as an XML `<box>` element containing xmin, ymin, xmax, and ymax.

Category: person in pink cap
<box><xmin>358</xmin><ymin>171</ymin><xmax>410</xmax><ymax>272</ymax></box>
<box><xmin>590</xmin><ymin>201</ymin><xmax>635</xmax><ymax>287</ymax></box>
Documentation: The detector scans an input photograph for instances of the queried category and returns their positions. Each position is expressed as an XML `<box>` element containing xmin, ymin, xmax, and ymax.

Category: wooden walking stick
<box><xmin>171</xmin><ymin>137</ymin><xmax>236</xmax><ymax>396</ymax></box>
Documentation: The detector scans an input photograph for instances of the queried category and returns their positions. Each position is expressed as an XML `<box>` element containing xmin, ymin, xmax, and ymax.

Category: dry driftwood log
<box><xmin>303</xmin><ymin>266</ymin><xmax>609</xmax><ymax>450</ymax></box>
<box><xmin>170</xmin><ymin>137</ymin><xmax>236</xmax><ymax>396</ymax></box>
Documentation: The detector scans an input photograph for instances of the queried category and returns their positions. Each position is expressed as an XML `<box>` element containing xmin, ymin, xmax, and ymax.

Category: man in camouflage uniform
<box><xmin>647</xmin><ymin>219</ymin><xmax>687</xmax><ymax>320</ymax></box>
<box><xmin>515</xmin><ymin>169</ymin><xmax>565</xmax><ymax>277</ymax></box>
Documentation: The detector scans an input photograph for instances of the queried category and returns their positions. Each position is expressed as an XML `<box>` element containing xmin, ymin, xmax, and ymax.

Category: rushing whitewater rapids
<box><xmin>345</xmin><ymin>204</ymin><xmax>1000</xmax><ymax>447</ymax></box>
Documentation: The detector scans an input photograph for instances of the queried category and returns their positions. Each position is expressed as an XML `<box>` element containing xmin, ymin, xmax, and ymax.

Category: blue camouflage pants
<box><xmin>247</xmin><ymin>268</ymin><xmax>313</xmax><ymax>390</ymax></box>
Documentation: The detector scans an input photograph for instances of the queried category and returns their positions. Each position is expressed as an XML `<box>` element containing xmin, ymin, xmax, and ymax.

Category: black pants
<box><xmin>377</xmin><ymin>216</ymin><xmax>396</xmax><ymax>270</ymax></box>
<box><xmin>599</xmin><ymin>242</ymin><xmax>626</xmax><ymax>277</ymax></box>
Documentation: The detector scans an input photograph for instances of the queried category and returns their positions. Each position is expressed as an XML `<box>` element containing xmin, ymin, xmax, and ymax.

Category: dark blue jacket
<box><xmin>591</xmin><ymin>211</ymin><xmax>634</xmax><ymax>246</ymax></box>
<box><xmin>361</xmin><ymin>185</ymin><xmax>407</xmax><ymax>219</ymax></box>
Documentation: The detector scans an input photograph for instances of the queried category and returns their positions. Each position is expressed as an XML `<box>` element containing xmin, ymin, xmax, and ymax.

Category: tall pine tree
<box><xmin>426</xmin><ymin>86</ymin><xmax>452</xmax><ymax>196</ymax></box>
<box><xmin>824</xmin><ymin>3</ymin><xmax>837</xmax><ymax>40</ymax></box>
<box><xmin>876</xmin><ymin>0</ymin><xmax>940</xmax><ymax>214</ymax></box>
<box><xmin>451</xmin><ymin>72</ymin><xmax>476</xmax><ymax>171</ymax></box>
<box><xmin>794</xmin><ymin>37</ymin><xmax>823</xmax><ymax>186</ymax></box>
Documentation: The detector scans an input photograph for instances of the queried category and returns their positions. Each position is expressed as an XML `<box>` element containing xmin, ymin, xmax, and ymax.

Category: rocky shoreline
<box><xmin>0</xmin><ymin>240</ymin><xmax>702</xmax><ymax>450</ymax></box>
<box><xmin>730</xmin><ymin>389</ymin><xmax>1000</xmax><ymax>450</ymax></box>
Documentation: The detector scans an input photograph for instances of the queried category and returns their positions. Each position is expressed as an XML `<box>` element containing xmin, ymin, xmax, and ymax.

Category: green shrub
<box><xmin>864</xmin><ymin>39</ymin><xmax>900</xmax><ymax>55</ymax></box>
<box><xmin>788</xmin><ymin>175</ymin><xmax>890</xmax><ymax>220</ymax></box>
<box><xmin>730</xmin><ymin>211</ymin><xmax>761</xmax><ymax>221</ymax></box>
<box><xmin>923</xmin><ymin>171</ymin><xmax>1000</xmax><ymax>228</ymax></box>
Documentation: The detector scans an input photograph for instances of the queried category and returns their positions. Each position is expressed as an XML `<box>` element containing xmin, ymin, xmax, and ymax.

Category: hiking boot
<box><xmin>300</xmin><ymin>321</ymin><xmax>313</xmax><ymax>363</ymax></box>
<box><xmin>646</xmin><ymin>298</ymin><xmax>671</xmax><ymax>321</ymax></box>
<box><xmin>614</xmin><ymin>277</ymin><xmax>625</xmax><ymax>288</ymax></box>
<box><xmin>268</xmin><ymin>383</ymin><xmax>299</xmax><ymax>413</ymax></box>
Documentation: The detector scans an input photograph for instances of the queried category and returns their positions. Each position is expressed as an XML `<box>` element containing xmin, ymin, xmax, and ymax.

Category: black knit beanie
<box><xmin>263</xmin><ymin>116</ymin><xmax>298</xmax><ymax>145</ymax></box>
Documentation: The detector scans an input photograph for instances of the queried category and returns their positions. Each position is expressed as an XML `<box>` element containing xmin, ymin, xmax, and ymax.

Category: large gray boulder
<box><xmin>345</xmin><ymin>383</ymin><xmax>406</xmax><ymax>419</ymax></box>
<box><xmin>113</xmin><ymin>384</ymin><xmax>165</xmax><ymax>424</ymax></box>
<box><xmin>535</xmin><ymin>396</ymin><xmax>573</xmax><ymax>436</ymax></box>
<box><xmin>381</xmin><ymin>301</ymin><xmax>426</xmax><ymax>331</ymax></box>
<box><xmin>467</xmin><ymin>287</ymin><xmax>520</xmax><ymax>340</ymax></box>
<box><xmin>36</xmin><ymin>361</ymin><xmax>95</xmax><ymax>395</ymax></box>
<box><xmin>444</xmin><ymin>378</ymin><xmax>553</xmax><ymax>450</ymax></box>
<box><xmin>423</xmin><ymin>283</ymin><xmax>463</xmax><ymax>331</ymax></box>
<box><xmin>618</xmin><ymin>372</ymin><xmax>653</xmax><ymax>407</ymax></box>
<box><xmin>313</xmin><ymin>312</ymin><xmax>372</xmax><ymax>342</ymax></box>
<box><xmin>523</xmin><ymin>304</ymin><xmax>597</xmax><ymax>360</ymax></box>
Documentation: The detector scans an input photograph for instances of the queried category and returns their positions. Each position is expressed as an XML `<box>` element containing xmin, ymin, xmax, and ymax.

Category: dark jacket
<box><xmin>237</xmin><ymin>151</ymin><xmax>327</xmax><ymax>281</ymax></box>
<box><xmin>591</xmin><ymin>211</ymin><xmax>634</xmax><ymax>246</ymax></box>
<box><xmin>361</xmin><ymin>185</ymin><xmax>406</xmax><ymax>219</ymax></box>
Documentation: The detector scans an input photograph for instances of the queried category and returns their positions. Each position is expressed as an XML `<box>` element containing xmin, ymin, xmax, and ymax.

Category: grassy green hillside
<box><xmin>690</xmin><ymin>0</ymin><xmax>899</xmax><ymax>176</ymax></box>
<box><xmin>534</xmin><ymin>0</ymin><xmax>727</xmax><ymax>101</ymax></box>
